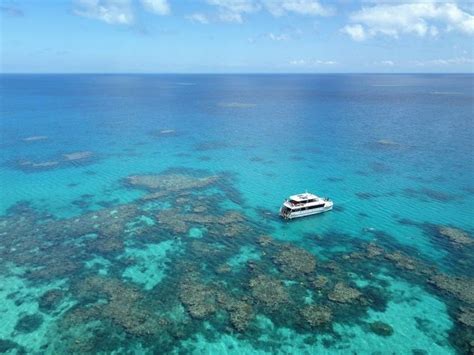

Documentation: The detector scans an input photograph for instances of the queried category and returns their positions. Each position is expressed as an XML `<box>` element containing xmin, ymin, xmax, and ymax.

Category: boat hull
<box><xmin>280</xmin><ymin>204</ymin><xmax>333</xmax><ymax>220</ymax></box>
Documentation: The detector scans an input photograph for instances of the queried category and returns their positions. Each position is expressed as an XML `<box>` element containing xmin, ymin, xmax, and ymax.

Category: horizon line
<box><xmin>1</xmin><ymin>72</ymin><xmax>473</xmax><ymax>75</ymax></box>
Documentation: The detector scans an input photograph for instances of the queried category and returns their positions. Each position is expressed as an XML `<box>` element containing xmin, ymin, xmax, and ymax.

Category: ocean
<box><xmin>0</xmin><ymin>74</ymin><xmax>473</xmax><ymax>354</ymax></box>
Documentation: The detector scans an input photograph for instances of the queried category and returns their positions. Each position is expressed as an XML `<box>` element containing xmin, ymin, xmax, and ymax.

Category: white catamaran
<box><xmin>279</xmin><ymin>192</ymin><xmax>333</xmax><ymax>220</ymax></box>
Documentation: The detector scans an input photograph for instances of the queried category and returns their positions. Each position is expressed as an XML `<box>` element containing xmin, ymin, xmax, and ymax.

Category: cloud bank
<box><xmin>342</xmin><ymin>2</ymin><xmax>474</xmax><ymax>40</ymax></box>
<box><xmin>74</xmin><ymin>0</ymin><xmax>171</xmax><ymax>24</ymax></box>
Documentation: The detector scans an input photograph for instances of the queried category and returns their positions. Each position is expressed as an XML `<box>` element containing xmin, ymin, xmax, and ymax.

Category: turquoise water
<box><xmin>0</xmin><ymin>74</ymin><xmax>473</xmax><ymax>354</ymax></box>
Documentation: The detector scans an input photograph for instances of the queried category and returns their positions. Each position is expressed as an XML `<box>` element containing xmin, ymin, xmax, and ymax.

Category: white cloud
<box><xmin>206</xmin><ymin>0</ymin><xmax>332</xmax><ymax>23</ymax></box>
<box><xmin>140</xmin><ymin>0</ymin><xmax>170</xmax><ymax>15</ymax></box>
<box><xmin>263</xmin><ymin>0</ymin><xmax>333</xmax><ymax>17</ymax></box>
<box><xmin>414</xmin><ymin>56</ymin><xmax>474</xmax><ymax>66</ymax></box>
<box><xmin>206</xmin><ymin>0</ymin><xmax>259</xmax><ymax>23</ymax></box>
<box><xmin>375</xmin><ymin>60</ymin><xmax>395</xmax><ymax>66</ymax></box>
<box><xmin>290</xmin><ymin>59</ymin><xmax>337</xmax><ymax>66</ymax></box>
<box><xmin>343</xmin><ymin>2</ymin><xmax>474</xmax><ymax>40</ymax></box>
<box><xmin>74</xmin><ymin>0</ymin><xmax>134</xmax><ymax>25</ymax></box>
<box><xmin>341</xmin><ymin>24</ymin><xmax>366</xmax><ymax>41</ymax></box>
<box><xmin>268</xmin><ymin>32</ymin><xmax>290</xmax><ymax>41</ymax></box>
<box><xmin>186</xmin><ymin>12</ymin><xmax>210</xmax><ymax>24</ymax></box>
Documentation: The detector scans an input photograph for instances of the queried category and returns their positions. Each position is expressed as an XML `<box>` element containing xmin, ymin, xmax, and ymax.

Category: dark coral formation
<box><xmin>403</xmin><ymin>187</ymin><xmax>457</xmax><ymax>202</ymax></box>
<box><xmin>383</xmin><ymin>252</ymin><xmax>418</xmax><ymax>271</ymax></box>
<box><xmin>10</xmin><ymin>151</ymin><xmax>96</xmax><ymax>172</ymax></box>
<box><xmin>1</xmin><ymin>166</ymin><xmax>474</xmax><ymax>354</ymax></box>
<box><xmin>15</xmin><ymin>314</ymin><xmax>44</xmax><ymax>333</ymax></box>
<box><xmin>39</xmin><ymin>289</ymin><xmax>65</xmax><ymax>312</ymax></box>
<box><xmin>179</xmin><ymin>277</ymin><xmax>217</xmax><ymax>319</ymax></box>
<box><xmin>300</xmin><ymin>305</ymin><xmax>332</xmax><ymax>328</ymax></box>
<box><xmin>125</xmin><ymin>173</ymin><xmax>218</xmax><ymax>192</ymax></box>
<box><xmin>69</xmin><ymin>277</ymin><xmax>169</xmax><ymax>337</ymax></box>
<box><xmin>216</xmin><ymin>292</ymin><xmax>254</xmax><ymax>332</ymax></box>
<box><xmin>428</xmin><ymin>274</ymin><xmax>474</xmax><ymax>304</ymax></box>
<box><xmin>328</xmin><ymin>282</ymin><xmax>362</xmax><ymax>304</ymax></box>
<box><xmin>273</xmin><ymin>245</ymin><xmax>316</xmax><ymax>277</ymax></box>
<box><xmin>312</xmin><ymin>276</ymin><xmax>329</xmax><ymax>289</ymax></box>
<box><xmin>178</xmin><ymin>275</ymin><xmax>254</xmax><ymax>332</ymax></box>
<box><xmin>369</xmin><ymin>321</ymin><xmax>394</xmax><ymax>336</ymax></box>
<box><xmin>0</xmin><ymin>339</ymin><xmax>25</xmax><ymax>354</ymax></box>
<box><xmin>157</xmin><ymin>209</ymin><xmax>249</xmax><ymax>238</ymax></box>
<box><xmin>249</xmin><ymin>275</ymin><xmax>289</xmax><ymax>310</ymax></box>
<box><xmin>436</xmin><ymin>226</ymin><xmax>473</xmax><ymax>246</ymax></box>
<box><xmin>458</xmin><ymin>307</ymin><xmax>474</xmax><ymax>328</ymax></box>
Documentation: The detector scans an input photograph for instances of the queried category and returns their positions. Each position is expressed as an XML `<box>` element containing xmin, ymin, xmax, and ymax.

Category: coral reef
<box><xmin>0</xmin><ymin>339</ymin><xmax>25</xmax><ymax>354</ymax></box>
<box><xmin>218</xmin><ymin>102</ymin><xmax>256</xmax><ymax>108</ymax></box>
<box><xmin>10</xmin><ymin>151</ymin><xmax>96</xmax><ymax>172</ymax></box>
<box><xmin>249</xmin><ymin>275</ymin><xmax>289</xmax><ymax>310</ymax></box>
<box><xmin>428</xmin><ymin>274</ymin><xmax>474</xmax><ymax>304</ymax></box>
<box><xmin>458</xmin><ymin>307</ymin><xmax>474</xmax><ymax>328</ymax></box>
<box><xmin>300</xmin><ymin>305</ymin><xmax>332</xmax><ymax>328</ymax></box>
<box><xmin>179</xmin><ymin>277</ymin><xmax>217</xmax><ymax>319</ymax></box>
<box><xmin>15</xmin><ymin>314</ymin><xmax>44</xmax><ymax>333</ymax></box>
<box><xmin>328</xmin><ymin>282</ymin><xmax>362</xmax><ymax>304</ymax></box>
<box><xmin>22</xmin><ymin>135</ymin><xmax>48</xmax><ymax>142</ymax></box>
<box><xmin>156</xmin><ymin>209</ymin><xmax>249</xmax><ymax>238</ymax></box>
<box><xmin>216</xmin><ymin>292</ymin><xmax>254</xmax><ymax>332</ymax></box>
<box><xmin>383</xmin><ymin>252</ymin><xmax>418</xmax><ymax>271</ymax></box>
<box><xmin>273</xmin><ymin>245</ymin><xmax>316</xmax><ymax>277</ymax></box>
<box><xmin>18</xmin><ymin>160</ymin><xmax>59</xmax><ymax>169</ymax></box>
<box><xmin>365</xmin><ymin>243</ymin><xmax>384</xmax><ymax>258</ymax></box>
<box><xmin>70</xmin><ymin>277</ymin><xmax>168</xmax><ymax>337</ymax></box>
<box><xmin>376</xmin><ymin>139</ymin><xmax>399</xmax><ymax>146</ymax></box>
<box><xmin>63</xmin><ymin>151</ymin><xmax>93</xmax><ymax>161</ymax></box>
<box><xmin>312</xmin><ymin>276</ymin><xmax>329</xmax><ymax>289</ymax></box>
<box><xmin>436</xmin><ymin>226</ymin><xmax>473</xmax><ymax>246</ymax></box>
<box><xmin>369</xmin><ymin>321</ymin><xmax>394</xmax><ymax>336</ymax></box>
<box><xmin>39</xmin><ymin>289</ymin><xmax>65</xmax><ymax>312</ymax></box>
<box><xmin>257</xmin><ymin>235</ymin><xmax>274</xmax><ymax>247</ymax></box>
<box><xmin>125</xmin><ymin>173</ymin><xmax>218</xmax><ymax>191</ymax></box>
<box><xmin>2</xmin><ymin>165</ymin><xmax>473</xmax><ymax>353</ymax></box>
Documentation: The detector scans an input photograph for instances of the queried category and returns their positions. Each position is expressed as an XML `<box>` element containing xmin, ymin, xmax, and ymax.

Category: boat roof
<box><xmin>289</xmin><ymin>193</ymin><xmax>319</xmax><ymax>201</ymax></box>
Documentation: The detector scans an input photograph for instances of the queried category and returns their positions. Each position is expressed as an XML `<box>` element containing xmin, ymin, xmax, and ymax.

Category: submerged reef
<box><xmin>273</xmin><ymin>244</ymin><xmax>316</xmax><ymax>277</ymax></box>
<box><xmin>436</xmin><ymin>226</ymin><xmax>473</xmax><ymax>247</ymax></box>
<box><xmin>22</xmin><ymin>135</ymin><xmax>48</xmax><ymax>142</ymax></box>
<box><xmin>125</xmin><ymin>173</ymin><xmax>219</xmax><ymax>192</ymax></box>
<box><xmin>397</xmin><ymin>218</ymin><xmax>474</xmax><ymax>274</ymax></box>
<box><xmin>69</xmin><ymin>276</ymin><xmax>169</xmax><ymax>337</ymax></box>
<box><xmin>403</xmin><ymin>187</ymin><xmax>457</xmax><ymax>202</ymax></box>
<box><xmin>1</xmin><ymin>167</ymin><xmax>474</xmax><ymax>353</ymax></box>
<box><xmin>157</xmin><ymin>208</ymin><xmax>250</xmax><ymax>239</ymax></box>
<box><xmin>9</xmin><ymin>151</ymin><xmax>97</xmax><ymax>172</ymax></box>
<box><xmin>328</xmin><ymin>282</ymin><xmax>362</xmax><ymax>304</ymax></box>
<box><xmin>458</xmin><ymin>307</ymin><xmax>474</xmax><ymax>328</ymax></box>
<box><xmin>179</xmin><ymin>276</ymin><xmax>217</xmax><ymax>319</ymax></box>
<box><xmin>428</xmin><ymin>274</ymin><xmax>474</xmax><ymax>304</ymax></box>
<box><xmin>15</xmin><ymin>314</ymin><xmax>44</xmax><ymax>334</ymax></box>
<box><xmin>39</xmin><ymin>289</ymin><xmax>65</xmax><ymax>312</ymax></box>
<box><xmin>300</xmin><ymin>305</ymin><xmax>332</xmax><ymax>328</ymax></box>
<box><xmin>369</xmin><ymin>321</ymin><xmax>394</xmax><ymax>336</ymax></box>
<box><xmin>249</xmin><ymin>275</ymin><xmax>290</xmax><ymax>311</ymax></box>
<box><xmin>62</xmin><ymin>151</ymin><xmax>93</xmax><ymax>161</ymax></box>
<box><xmin>218</xmin><ymin>102</ymin><xmax>256</xmax><ymax>108</ymax></box>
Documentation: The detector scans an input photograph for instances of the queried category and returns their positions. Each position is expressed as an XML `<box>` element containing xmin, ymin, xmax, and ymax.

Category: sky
<box><xmin>1</xmin><ymin>0</ymin><xmax>473</xmax><ymax>73</ymax></box>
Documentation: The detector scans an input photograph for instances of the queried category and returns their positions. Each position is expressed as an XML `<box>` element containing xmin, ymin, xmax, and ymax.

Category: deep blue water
<box><xmin>0</xmin><ymin>74</ymin><xmax>473</xmax><ymax>354</ymax></box>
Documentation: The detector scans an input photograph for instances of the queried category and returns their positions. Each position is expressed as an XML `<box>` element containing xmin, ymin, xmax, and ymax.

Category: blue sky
<box><xmin>1</xmin><ymin>0</ymin><xmax>473</xmax><ymax>73</ymax></box>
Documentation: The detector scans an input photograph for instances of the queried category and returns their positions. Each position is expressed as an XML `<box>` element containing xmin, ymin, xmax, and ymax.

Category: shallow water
<box><xmin>0</xmin><ymin>74</ymin><xmax>473</xmax><ymax>354</ymax></box>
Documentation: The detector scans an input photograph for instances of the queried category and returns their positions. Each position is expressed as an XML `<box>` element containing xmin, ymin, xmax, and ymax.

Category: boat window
<box><xmin>307</xmin><ymin>204</ymin><xmax>325</xmax><ymax>209</ymax></box>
